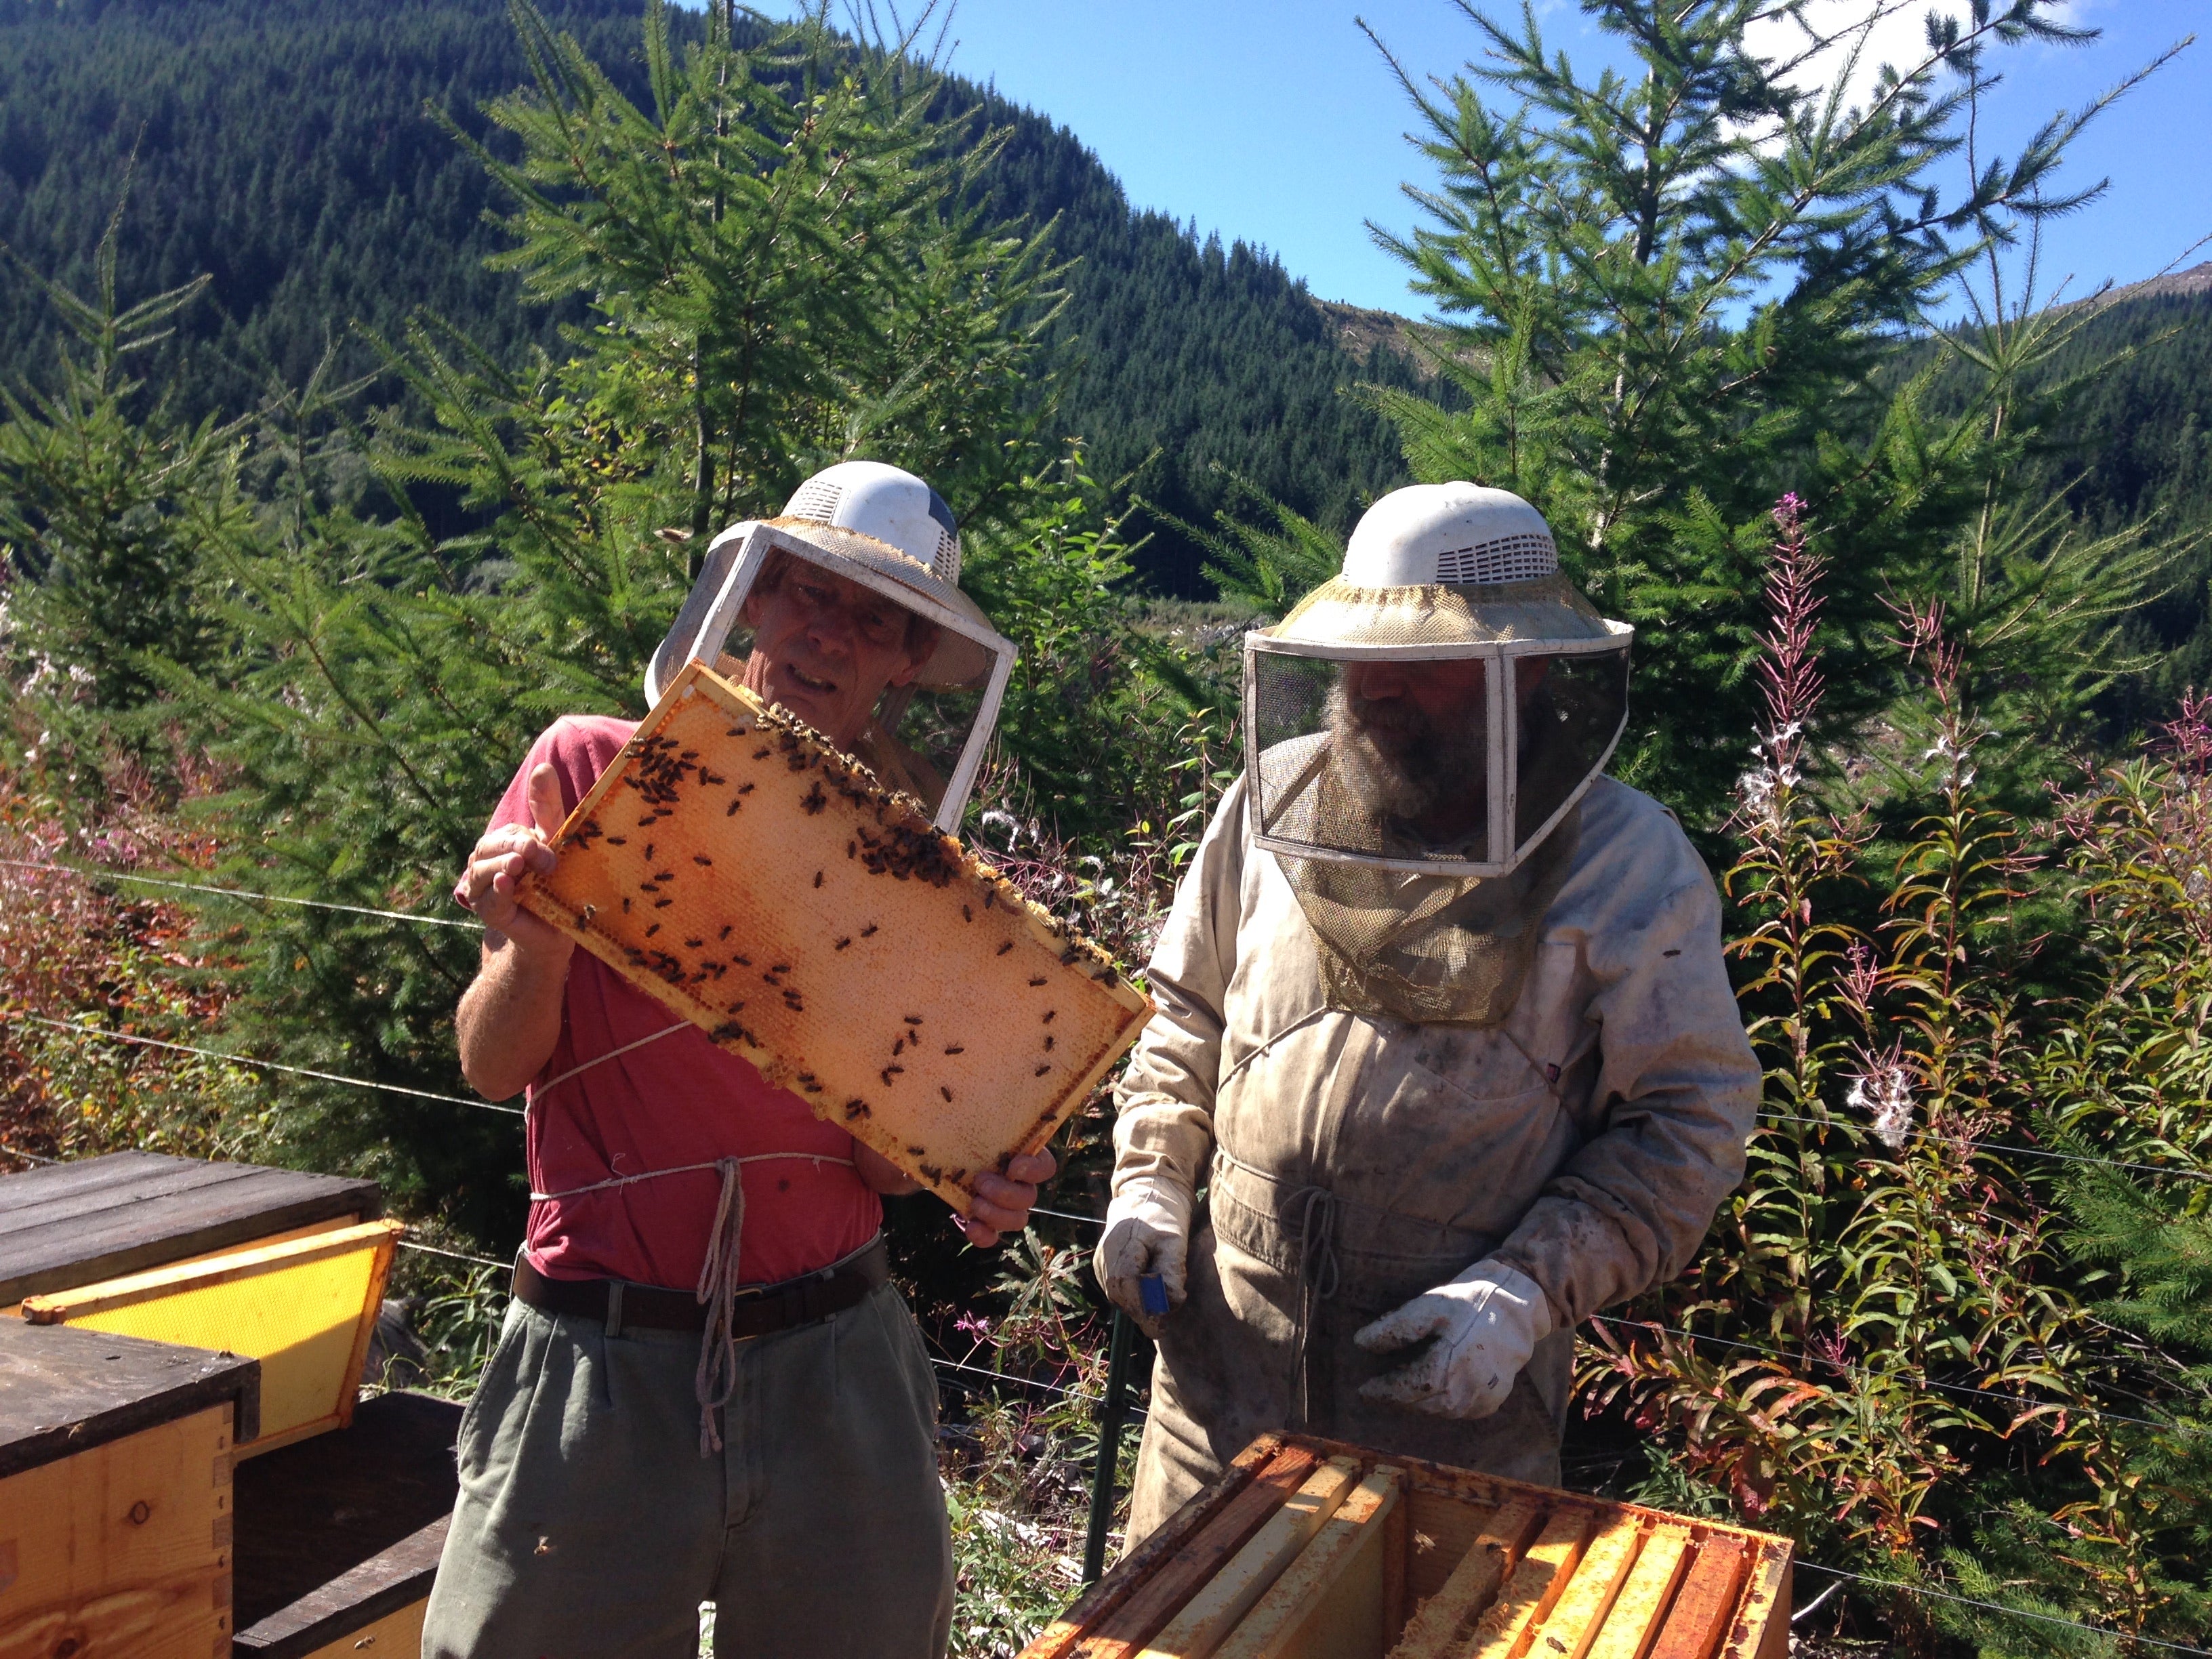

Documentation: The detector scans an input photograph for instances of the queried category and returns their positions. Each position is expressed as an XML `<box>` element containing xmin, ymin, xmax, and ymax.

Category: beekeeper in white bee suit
<box><xmin>1096</xmin><ymin>483</ymin><xmax>1760</xmax><ymax>1544</ymax></box>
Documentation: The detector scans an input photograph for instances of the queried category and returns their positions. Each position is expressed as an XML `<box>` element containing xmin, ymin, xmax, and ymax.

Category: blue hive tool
<box><xmin>1139</xmin><ymin>1274</ymin><xmax>1170</xmax><ymax>1317</ymax></box>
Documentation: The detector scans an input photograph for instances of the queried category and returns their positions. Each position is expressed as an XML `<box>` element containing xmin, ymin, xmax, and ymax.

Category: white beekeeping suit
<box><xmin>1097</xmin><ymin>483</ymin><xmax>1760</xmax><ymax>1544</ymax></box>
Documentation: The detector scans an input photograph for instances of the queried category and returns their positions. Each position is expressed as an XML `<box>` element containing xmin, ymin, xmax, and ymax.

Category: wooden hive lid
<box><xmin>0</xmin><ymin>1150</ymin><xmax>382</xmax><ymax>1307</ymax></box>
<box><xmin>0</xmin><ymin>1318</ymin><xmax>262</xmax><ymax>1477</ymax></box>
<box><xmin>520</xmin><ymin>661</ymin><xmax>1153</xmax><ymax>1213</ymax></box>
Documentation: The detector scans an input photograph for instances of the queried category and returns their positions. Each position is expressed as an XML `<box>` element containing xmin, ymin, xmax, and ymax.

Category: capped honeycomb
<box><xmin>517</xmin><ymin>659</ymin><xmax>1151</xmax><ymax>1214</ymax></box>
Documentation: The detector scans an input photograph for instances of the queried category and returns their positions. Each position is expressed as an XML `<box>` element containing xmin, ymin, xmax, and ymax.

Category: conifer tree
<box><xmin>1365</xmin><ymin>0</ymin><xmax>2174</xmax><ymax>822</ymax></box>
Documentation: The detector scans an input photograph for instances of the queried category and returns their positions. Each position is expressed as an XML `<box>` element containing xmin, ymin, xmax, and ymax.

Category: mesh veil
<box><xmin>1249</xmin><ymin>573</ymin><xmax>1629</xmax><ymax>1026</ymax></box>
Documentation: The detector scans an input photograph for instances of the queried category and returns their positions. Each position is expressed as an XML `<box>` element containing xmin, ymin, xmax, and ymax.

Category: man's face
<box><xmin>739</xmin><ymin>558</ymin><xmax>930</xmax><ymax>747</ymax></box>
<box><xmin>1328</xmin><ymin>655</ymin><xmax>1549</xmax><ymax>841</ymax></box>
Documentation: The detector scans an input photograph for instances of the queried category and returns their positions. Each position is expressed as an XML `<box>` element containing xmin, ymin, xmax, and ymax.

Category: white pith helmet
<box><xmin>783</xmin><ymin>459</ymin><xmax>966</xmax><ymax>587</ymax></box>
<box><xmin>1269</xmin><ymin>483</ymin><xmax>1617</xmax><ymax>650</ymax></box>
<box><xmin>1343</xmin><ymin>482</ymin><xmax>1559</xmax><ymax>587</ymax></box>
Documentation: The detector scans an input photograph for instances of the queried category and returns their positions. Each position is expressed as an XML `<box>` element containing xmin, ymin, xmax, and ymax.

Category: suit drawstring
<box><xmin>1286</xmin><ymin>1185</ymin><xmax>1340</xmax><ymax>1429</ymax></box>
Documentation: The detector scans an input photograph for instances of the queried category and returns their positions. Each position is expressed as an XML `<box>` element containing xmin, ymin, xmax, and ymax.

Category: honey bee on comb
<box><xmin>516</xmin><ymin>660</ymin><xmax>1149</xmax><ymax>1218</ymax></box>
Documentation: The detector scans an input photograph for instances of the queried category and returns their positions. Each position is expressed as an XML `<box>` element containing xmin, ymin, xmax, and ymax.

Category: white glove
<box><xmin>1094</xmin><ymin>1178</ymin><xmax>1193</xmax><ymax>1340</ymax></box>
<box><xmin>1353</xmin><ymin>1259</ymin><xmax>1555</xmax><ymax>1420</ymax></box>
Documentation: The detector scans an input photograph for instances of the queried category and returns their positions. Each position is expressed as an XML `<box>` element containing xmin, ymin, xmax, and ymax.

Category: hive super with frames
<box><xmin>516</xmin><ymin>659</ymin><xmax>1152</xmax><ymax>1215</ymax></box>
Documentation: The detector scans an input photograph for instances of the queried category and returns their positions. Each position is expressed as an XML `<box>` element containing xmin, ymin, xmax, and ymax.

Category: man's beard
<box><xmin>1326</xmin><ymin>682</ymin><xmax>1488</xmax><ymax>828</ymax></box>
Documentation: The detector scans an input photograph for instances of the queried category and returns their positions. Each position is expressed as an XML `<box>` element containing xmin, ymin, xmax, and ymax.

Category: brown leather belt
<box><xmin>510</xmin><ymin>1236</ymin><xmax>888</xmax><ymax>1338</ymax></box>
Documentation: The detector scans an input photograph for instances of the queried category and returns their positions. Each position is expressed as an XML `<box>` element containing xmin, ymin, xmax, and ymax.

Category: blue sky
<box><xmin>770</xmin><ymin>0</ymin><xmax>2212</xmax><ymax>319</ymax></box>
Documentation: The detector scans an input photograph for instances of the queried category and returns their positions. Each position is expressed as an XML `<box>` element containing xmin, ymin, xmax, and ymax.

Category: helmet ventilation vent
<box><xmin>934</xmin><ymin>527</ymin><xmax>963</xmax><ymax>585</ymax></box>
<box><xmin>785</xmin><ymin>478</ymin><xmax>844</xmax><ymax>523</ymax></box>
<box><xmin>1435</xmin><ymin>532</ymin><xmax>1557</xmax><ymax>586</ymax></box>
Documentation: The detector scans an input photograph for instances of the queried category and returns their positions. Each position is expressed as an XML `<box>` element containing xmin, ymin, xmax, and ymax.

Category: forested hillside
<box><xmin>0</xmin><ymin>0</ymin><xmax>1420</xmax><ymax>590</ymax></box>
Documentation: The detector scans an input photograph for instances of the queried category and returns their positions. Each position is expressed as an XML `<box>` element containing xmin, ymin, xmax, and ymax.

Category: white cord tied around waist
<box><xmin>526</xmin><ymin>1151</ymin><xmax>857</xmax><ymax>1457</ymax></box>
<box><xmin>695</xmin><ymin>1159</ymin><xmax>744</xmax><ymax>1456</ymax></box>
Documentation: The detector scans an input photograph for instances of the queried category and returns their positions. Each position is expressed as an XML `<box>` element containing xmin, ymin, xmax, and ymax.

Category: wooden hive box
<box><xmin>22</xmin><ymin>1221</ymin><xmax>403</xmax><ymax>1458</ymax></box>
<box><xmin>519</xmin><ymin>659</ymin><xmax>1152</xmax><ymax>1213</ymax></box>
<box><xmin>0</xmin><ymin>1151</ymin><xmax>382</xmax><ymax>1315</ymax></box>
<box><xmin>0</xmin><ymin>1318</ymin><xmax>260</xmax><ymax>1659</ymax></box>
<box><xmin>230</xmin><ymin>1391</ymin><xmax>464</xmax><ymax>1659</ymax></box>
<box><xmin>1021</xmin><ymin>1433</ymin><xmax>1791</xmax><ymax>1659</ymax></box>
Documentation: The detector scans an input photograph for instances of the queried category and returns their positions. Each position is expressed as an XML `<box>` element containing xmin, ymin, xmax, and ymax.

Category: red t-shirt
<box><xmin>489</xmin><ymin>716</ymin><xmax>881</xmax><ymax>1290</ymax></box>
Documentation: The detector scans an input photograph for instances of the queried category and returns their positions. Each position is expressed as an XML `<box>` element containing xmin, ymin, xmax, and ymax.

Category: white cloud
<box><xmin>1744</xmin><ymin>1</ymin><xmax>1978</xmax><ymax>115</ymax></box>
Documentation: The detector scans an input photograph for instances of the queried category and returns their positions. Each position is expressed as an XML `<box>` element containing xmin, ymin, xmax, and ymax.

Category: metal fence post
<box><xmin>1081</xmin><ymin>1308</ymin><xmax>1138</xmax><ymax>1584</ymax></box>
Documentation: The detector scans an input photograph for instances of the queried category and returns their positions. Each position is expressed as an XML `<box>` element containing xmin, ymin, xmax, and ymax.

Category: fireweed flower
<box><xmin>1848</xmin><ymin>1064</ymin><xmax>1916</xmax><ymax>1151</ymax></box>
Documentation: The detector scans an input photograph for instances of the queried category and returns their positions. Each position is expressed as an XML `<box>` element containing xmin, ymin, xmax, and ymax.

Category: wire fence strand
<box><xmin>0</xmin><ymin>857</ymin><xmax>481</xmax><ymax>929</ymax></box>
<box><xmin>1790</xmin><ymin>1561</ymin><xmax>2212</xmax><ymax>1657</ymax></box>
<box><xmin>1757</xmin><ymin>1109</ymin><xmax>2212</xmax><ymax>1184</ymax></box>
<box><xmin>1586</xmin><ymin>1313</ymin><xmax>2194</xmax><ymax>1436</ymax></box>
<box><xmin>9</xmin><ymin>1012</ymin><xmax>524</xmax><ymax>1116</ymax></box>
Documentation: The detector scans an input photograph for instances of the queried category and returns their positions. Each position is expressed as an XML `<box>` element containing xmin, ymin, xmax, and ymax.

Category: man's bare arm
<box><xmin>454</xmin><ymin>765</ymin><xmax>573</xmax><ymax>1100</ymax></box>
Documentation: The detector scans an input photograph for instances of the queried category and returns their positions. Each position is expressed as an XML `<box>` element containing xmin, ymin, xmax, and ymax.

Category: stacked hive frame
<box><xmin>1022</xmin><ymin>1433</ymin><xmax>1790</xmax><ymax>1659</ymax></box>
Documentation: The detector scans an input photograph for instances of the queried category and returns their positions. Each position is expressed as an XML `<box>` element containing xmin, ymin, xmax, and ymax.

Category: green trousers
<box><xmin>422</xmin><ymin>1279</ymin><xmax>954</xmax><ymax>1659</ymax></box>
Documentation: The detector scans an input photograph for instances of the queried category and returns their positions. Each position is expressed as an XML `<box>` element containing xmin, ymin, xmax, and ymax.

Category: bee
<box><xmin>906</xmin><ymin>1145</ymin><xmax>926</xmax><ymax>1159</ymax></box>
<box><xmin>1043</xmin><ymin>1010</ymin><xmax>1057</xmax><ymax>1025</ymax></box>
<box><xmin>605</xmin><ymin>836</ymin><xmax>628</xmax><ymax>846</ymax></box>
<box><xmin>996</xmin><ymin>941</ymin><xmax>1013</xmax><ymax>957</ymax></box>
<box><xmin>848</xmin><ymin>841</ymin><xmax>857</xmax><ymax>859</ymax></box>
<box><xmin>621</xmin><ymin>897</ymin><xmax>632</xmax><ymax>914</ymax></box>
<box><xmin>646</xmin><ymin>924</ymin><xmax>661</xmax><ymax>937</ymax></box>
<box><xmin>726</xmin><ymin>1000</ymin><xmax>746</xmax><ymax>1014</ymax></box>
<box><xmin>861</xmin><ymin>923</ymin><xmax>879</xmax><ymax>939</ymax></box>
<box><xmin>1044</xmin><ymin>1036</ymin><xmax>1055</xmax><ymax>1051</ymax></box>
<box><xmin>783</xmin><ymin>991</ymin><xmax>804</xmax><ymax>1011</ymax></box>
<box><xmin>726</xmin><ymin>798</ymin><xmax>742</xmax><ymax>816</ymax></box>
<box><xmin>1034</xmin><ymin>1064</ymin><xmax>1052</xmax><ymax>1078</ymax></box>
<box><xmin>881</xmin><ymin>1065</ymin><xmax>903</xmax><ymax>1085</ymax></box>
<box><xmin>733</xmin><ymin>954</ymin><xmax>752</xmax><ymax>966</ymax></box>
<box><xmin>644</xmin><ymin>844</ymin><xmax>656</xmax><ymax>862</ymax></box>
<box><xmin>581</xmin><ymin>904</ymin><xmax>597</xmax><ymax>924</ymax></box>
<box><xmin>685</xmin><ymin>938</ymin><xmax>704</xmax><ymax>949</ymax></box>
<box><xmin>773</xmin><ymin>963</ymin><xmax>791</xmax><ymax>974</ymax></box>
<box><xmin>939</xmin><ymin>1086</ymin><xmax>953</xmax><ymax>1103</ymax></box>
<box><xmin>1028</xmin><ymin>977</ymin><xmax>1047</xmax><ymax>988</ymax></box>
<box><xmin>984</xmin><ymin>888</ymin><xmax>997</xmax><ymax>909</ymax></box>
<box><xmin>800</xmin><ymin>783</ymin><xmax>827</xmax><ymax>815</ymax></box>
<box><xmin>813</xmin><ymin>872</ymin><xmax>823</xmax><ymax>889</ymax></box>
<box><xmin>739</xmin><ymin>783</ymin><xmax>755</xmax><ymax>796</ymax></box>
<box><xmin>695</xmin><ymin>855</ymin><xmax>713</xmax><ymax>867</ymax></box>
<box><xmin>834</xmin><ymin>937</ymin><xmax>853</xmax><ymax>951</ymax></box>
<box><xmin>654</xmin><ymin>899</ymin><xmax>674</xmax><ymax>909</ymax></box>
<box><xmin>843</xmin><ymin>1099</ymin><xmax>871</xmax><ymax>1120</ymax></box>
<box><xmin>754</xmin><ymin>747</ymin><xmax>772</xmax><ymax>760</ymax></box>
<box><xmin>893</xmin><ymin>1037</ymin><xmax>906</xmax><ymax>1057</ymax></box>
<box><xmin>639</xmin><ymin>881</ymin><xmax>660</xmax><ymax>894</ymax></box>
<box><xmin>719</xmin><ymin>924</ymin><xmax>733</xmax><ymax>940</ymax></box>
<box><xmin>943</xmin><ymin>1044</ymin><xmax>964</xmax><ymax>1055</ymax></box>
<box><xmin>962</xmin><ymin>904</ymin><xmax>972</xmax><ymax>922</ymax></box>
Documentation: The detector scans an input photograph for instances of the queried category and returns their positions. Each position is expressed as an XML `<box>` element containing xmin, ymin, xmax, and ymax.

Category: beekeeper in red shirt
<box><xmin>426</xmin><ymin>463</ymin><xmax>1046</xmax><ymax>1659</ymax></box>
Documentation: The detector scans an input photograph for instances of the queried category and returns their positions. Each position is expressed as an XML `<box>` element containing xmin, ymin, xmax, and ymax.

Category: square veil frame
<box><xmin>648</xmin><ymin>521</ymin><xmax>1018</xmax><ymax>834</ymax></box>
<box><xmin>1242</xmin><ymin>622</ymin><xmax>1634</xmax><ymax>878</ymax></box>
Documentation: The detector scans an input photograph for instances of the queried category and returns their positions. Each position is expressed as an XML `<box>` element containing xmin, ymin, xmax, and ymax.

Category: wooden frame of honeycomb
<box><xmin>1022</xmin><ymin>1432</ymin><xmax>1792</xmax><ymax>1659</ymax></box>
<box><xmin>517</xmin><ymin>659</ymin><xmax>1152</xmax><ymax>1214</ymax></box>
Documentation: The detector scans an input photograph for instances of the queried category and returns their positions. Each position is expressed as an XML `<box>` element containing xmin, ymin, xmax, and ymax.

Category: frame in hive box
<box><xmin>518</xmin><ymin>659</ymin><xmax>1152</xmax><ymax>1215</ymax></box>
<box><xmin>1022</xmin><ymin>1433</ymin><xmax>1792</xmax><ymax>1659</ymax></box>
<box><xmin>21</xmin><ymin>1219</ymin><xmax>402</xmax><ymax>1457</ymax></box>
